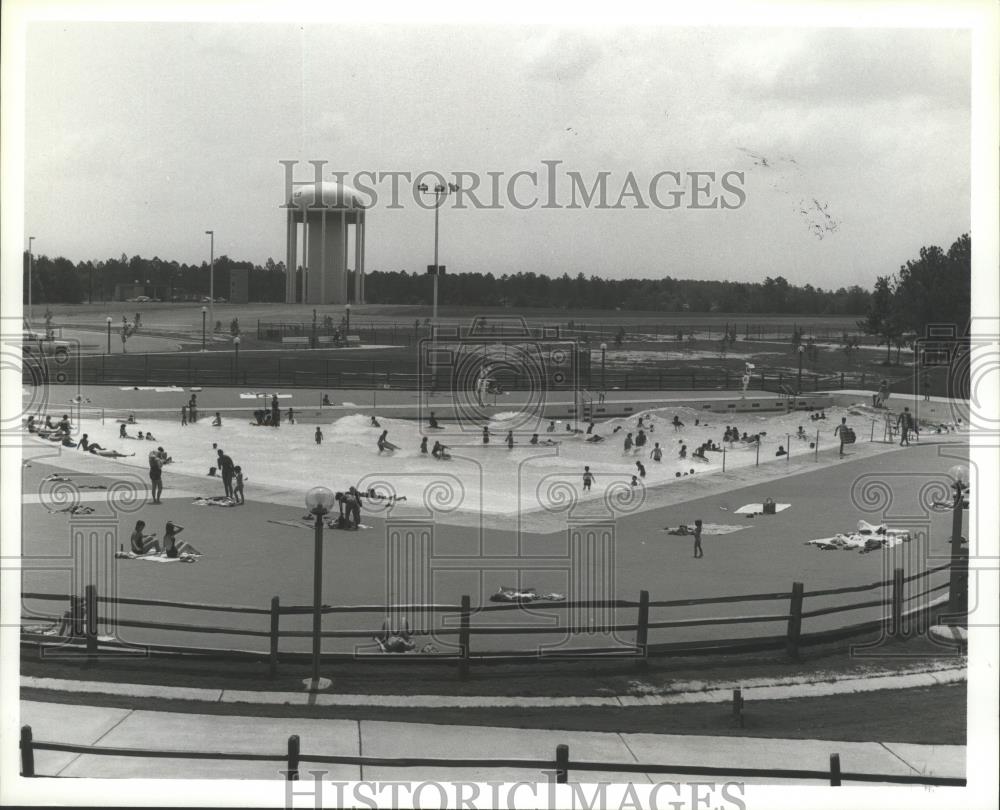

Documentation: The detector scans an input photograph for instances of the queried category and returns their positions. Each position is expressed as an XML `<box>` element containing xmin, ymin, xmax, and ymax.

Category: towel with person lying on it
<box><xmin>114</xmin><ymin>550</ymin><xmax>200</xmax><ymax>563</ymax></box>
<box><xmin>489</xmin><ymin>586</ymin><xmax>566</xmax><ymax>603</ymax></box>
<box><xmin>807</xmin><ymin>520</ymin><xmax>912</xmax><ymax>553</ymax></box>
<box><xmin>372</xmin><ymin>619</ymin><xmax>439</xmax><ymax>654</ymax></box>
<box><xmin>193</xmin><ymin>496</ymin><xmax>237</xmax><ymax>507</ymax></box>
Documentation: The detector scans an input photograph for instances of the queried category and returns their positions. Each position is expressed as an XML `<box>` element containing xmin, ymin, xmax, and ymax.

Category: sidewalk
<box><xmin>20</xmin><ymin>698</ymin><xmax>965</xmax><ymax>783</ymax></box>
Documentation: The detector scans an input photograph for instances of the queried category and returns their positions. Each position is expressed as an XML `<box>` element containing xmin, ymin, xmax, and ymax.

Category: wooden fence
<box><xmin>18</xmin><ymin>726</ymin><xmax>964</xmax><ymax>785</ymax></box>
<box><xmin>21</xmin><ymin>563</ymin><xmax>952</xmax><ymax>675</ymax></box>
<box><xmin>26</xmin><ymin>348</ymin><xmax>878</xmax><ymax>392</ymax></box>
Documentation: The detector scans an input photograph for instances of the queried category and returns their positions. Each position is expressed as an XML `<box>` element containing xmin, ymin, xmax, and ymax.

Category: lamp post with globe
<box><xmin>105</xmin><ymin>316</ymin><xmax>112</xmax><ymax>354</ymax></box>
<box><xmin>305</xmin><ymin>486</ymin><xmax>336</xmax><ymax>690</ymax></box>
<box><xmin>946</xmin><ymin>465</ymin><xmax>969</xmax><ymax>622</ymax></box>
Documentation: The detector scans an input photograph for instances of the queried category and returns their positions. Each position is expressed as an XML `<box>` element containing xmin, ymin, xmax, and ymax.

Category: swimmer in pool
<box><xmin>377</xmin><ymin>430</ymin><xmax>399</xmax><ymax>453</ymax></box>
<box><xmin>420</xmin><ymin>436</ymin><xmax>429</xmax><ymax>454</ymax></box>
<box><xmin>89</xmin><ymin>447</ymin><xmax>135</xmax><ymax>458</ymax></box>
<box><xmin>505</xmin><ymin>430</ymin><xmax>514</xmax><ymax>449</ymax></box>
<box><xmin>432</xmin><ymin>441</ymin><xmax>451</xmax><ymax>460</ymax></box>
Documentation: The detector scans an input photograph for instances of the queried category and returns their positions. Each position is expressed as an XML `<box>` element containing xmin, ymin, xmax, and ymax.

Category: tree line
<box><xmin>23</xmin><ymin>252</ymin><xmax>872</xmax><ymax>315</ymax></box>
<box><xmin>856</xmin><ymin>233</ymin><xmax>971</xmax><ymax>364</ymax></box>
<box><xmin>22</xmin><ymin>236</ymin><xmax>970</xmax><ymax>330</ymax></box>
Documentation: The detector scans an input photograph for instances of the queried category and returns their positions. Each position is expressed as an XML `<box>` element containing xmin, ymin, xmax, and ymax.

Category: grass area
<box><xmin>21</xmin><ymin>632</ymin><xmax>965</xmax><ymax>698</ymax></box>
<box><xmin>18</xmin><ymin>682</ymin><xmax>965</xmax><ymax>745</ymax></box>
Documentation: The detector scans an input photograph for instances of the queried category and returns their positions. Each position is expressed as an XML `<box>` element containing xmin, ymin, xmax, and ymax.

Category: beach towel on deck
<box><xmin>734</xmin><ymin>503</ymin><xmax>791</xmax><ymax>515</ymax></box>
<box><xmin>806</xmin><ymin>521</ymin><xmax>911</xmax><ymax>553</ymax></box>
<box><xmin>193</xmin><ymin>496</ymin><xmax>237</xmax><ymax>507</ymax></box>
<box><xmin>663</xmin><ymin>523</ymin><xmax>746</xmax><ymax>536</ymax></box>
<box><xmin>114</xmin><ymin>550</ymin><xmax>199</xmax><ymax>563</ymax></box>
<box><xmin>490</xmin><ymin>587</ymin><xmax>566</xmax><ymax>603</ymax></box>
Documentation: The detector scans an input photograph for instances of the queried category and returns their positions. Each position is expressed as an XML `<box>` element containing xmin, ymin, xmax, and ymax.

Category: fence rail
<box><xmin>23</xmin><ymin>350</ymin><xmax>880</xmax><ymax>393</ymax></box>
<box><xmin>18</xmin><ymin>726</ymin><xmax>964</xmax><ymax>785</ymax></box>
<box><xmin>21</xmin><ymin>563</ymin><xmax>954</xmax><ymax>676</ymax></box>
<box><xmin>255</xmin><ymin>319</ymin><xmax>878</xmax><ymax>346</ymax></box>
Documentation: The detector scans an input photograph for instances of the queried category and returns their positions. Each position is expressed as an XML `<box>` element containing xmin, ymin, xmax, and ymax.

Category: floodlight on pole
<box><xmin>201</xmin><ymin>306</ymin><xmax>207</xmax><ymax>351</ymax></box>
<box><xmin>417</xmin><ymin>182</ymin><xmax>459</xmax><ymax>392</ymax></box>
<box><xmin>205</xmin><ymin>230</ymin><xmax>215</xmax><ymax>332</ymax></box>
<box><xmin>27</xmin><ymin>237</ymin><xmax>36</xmax><ymax>329</ymax></box>
<box><xmin>106</xmin><ymin>316</ymin><xmax>112</xmax><ymax>354</ymax></box>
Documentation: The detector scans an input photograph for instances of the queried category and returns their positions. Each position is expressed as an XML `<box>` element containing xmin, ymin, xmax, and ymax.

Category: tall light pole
<box><xmin>205</xmin><ymin>230</ymin><xmax>215</xmax><ymax>334</ymax></box>
<box><xmin>417</xmin><ymin>182</ymin><xmax>458</xmax><ymax>392</ymax></box>
<box><xmin>600</xmin><ymin>342</ymin><xmax>608</xmax><ymax>390</ymax></box>
<box><xmin>27</xmin><ymin>236</ymin><xmax>35</xmax><ymax>328</ymax></box>
<box><xmin>946</xmin><ymin>465</ymin><xmax>969</xmax><ymax>623</ymax></box>
<box><xmin>304</xmin><ymin>486</ymin><xmax>336</xmax><ymax>690</ymax></box>
<box><xmin>345</xmin><ymin>303</ymin><xmax>351</xmax><ymax>334</ymax></box>
<box><xmin>797</xmin><ymin>344</ymin><xmax>805</xmax><ymax>395</ymax></box>
<box><xmin>233</xmin><ymin>336</ymin><xmax>241</xmax><ymax>383</ymax></box>
<box><xmin>201</xmin><ymin>306</ymin><xmax>207</xmax><ymax>351</ymax></box>
<box><xmin>106</xmin><ymin>316</ymin><xmax>112</xmax><ymax>354</ymax></box>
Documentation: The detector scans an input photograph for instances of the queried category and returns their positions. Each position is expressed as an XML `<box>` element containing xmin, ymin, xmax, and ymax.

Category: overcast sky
<box><xmin>23</xmin><ymin>23</ymin><xmax>970</xmax><ymax>288</ymax></box>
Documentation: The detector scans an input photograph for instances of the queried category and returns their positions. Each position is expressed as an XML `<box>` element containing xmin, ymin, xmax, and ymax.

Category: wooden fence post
<box><xmin>555</xmin><ymin>743</ymin><xmax>569</xmax><ymax>784</ymax></box>
<box><xmin>85</xmin><ymin>583</ymin><xmax>98</xmax><ymax>662</ymax></box>
<box><xmin>732</xmin><ymin>688</ymin><xmax>745</xmax><ymax>728</ymax></box>
<box><xmin>635</xmin><ymin>590</ymin><xmax>649</xmax><ymax>667</ymax></box>
<box><xmin>269</xmin><ymin>596</ymin><xmax>280</xmax><ymax>677</ymax></box>
<box><xmin>20</xmin><ymin>726</ymin><xmax>35</xmax><ymax>777</ymax></box>
<box><xmin>815</xmin><ymin>429</ymin><xmax>820</xmax><ymax>461</ymax></box>
<box><xmin>286</xmin><ymin>734</ymin><xmax>300</xmax><ymax>781</ymax></box>
<box><xmin>829</xmin><ymin>753</ymin><xmax>842</xmax><ymax>786</ymax></box>
<box><xmin>755</xmin><ymin>442</ymin><xmax>760</xmax><ymax>467</ymax></box>
<box><xmin>891</xmin><ymin>567</ymin><xmax>904</xmax><ymax>639</ymax></box>
<box><xmin>840</xmin><ymin>372</ymin><xmax>845</xmax><ymax>388</ymax></box>
<box><xmin>786</xmin><ymin>582</ymin><xmax>804</xmax><ymax>660</ymax></box>
<box><xmin>786</xmin><ymin>434</ymin><xmax>790</xmax><ymax>464</ymax></box>
<box><xmin>458</xmin><ymin>595</ymin><xmax>471</xmax><ymax>680</ymax></box>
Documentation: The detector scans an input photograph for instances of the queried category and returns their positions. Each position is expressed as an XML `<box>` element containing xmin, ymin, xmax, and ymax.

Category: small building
<box><xmin>229</xmin><ymin>267</ymin><xmax>249</xmax><ymax>304</ymax></box>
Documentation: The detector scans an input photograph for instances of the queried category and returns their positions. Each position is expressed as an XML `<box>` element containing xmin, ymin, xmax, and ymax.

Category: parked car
<box><xmin>215</xmin><ymin>297</ymin><xmax>227</xmax><ymax>303</ymax></box>
<box><xmin>134</xmin><ymin>295</ymin><xmax>151</xmax><ymax>303</ymax></box>
<box><xmin>200</xmin><ymin>296</ymin><xmax>213</xmax><ymax>303</ymax></box>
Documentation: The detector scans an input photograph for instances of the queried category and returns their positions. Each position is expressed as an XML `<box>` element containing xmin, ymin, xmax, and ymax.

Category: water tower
<box><xmin>284</xmin><ymin>180</ymin><xmax>366</xmax><ymax>304</ymax></box>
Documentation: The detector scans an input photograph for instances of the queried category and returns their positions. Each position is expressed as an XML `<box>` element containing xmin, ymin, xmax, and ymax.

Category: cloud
<box><xmin>522</xmin><ymin>29</ymin><xmax>605</xmax><ymax>82</ymax></box>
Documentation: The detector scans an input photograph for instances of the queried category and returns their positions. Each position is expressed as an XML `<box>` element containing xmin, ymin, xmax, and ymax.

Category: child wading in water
<box><xmin>692</xmin><ymin>519</ymin><xmax>704</xmax><ymax>558</ymax></box>
<box><xmin>582</xmin><ymin>466</ymin><xmax>595</xmax><ymax>491</ymax></box>
<box><xmin>315</xmin><ymin>427</ymin><xmax>323</xmax><ymax>444</ymax></box>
